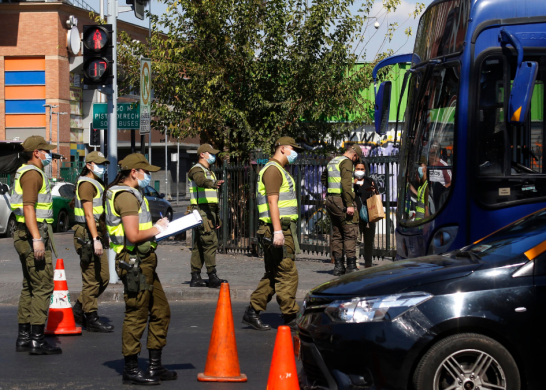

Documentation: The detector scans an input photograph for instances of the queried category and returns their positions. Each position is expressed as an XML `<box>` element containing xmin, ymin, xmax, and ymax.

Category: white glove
<box><xmin>273</xmin><ymin>231</ymin><xmax>285</xmax><ymax>247</ymax></box>
<box><xmin>33</xmin><ymin>239</ymin><xmax>45</xmax><ymax>261</ymax></box>
<box><xmin>154</xmin><ymin>217</ymin><xmax>170</xmax><ymax>233</ymax></box>
<box><xmin>93</xmin><ymin>239</ymin><xmax>103</xmax><ymax>256</ymax></box>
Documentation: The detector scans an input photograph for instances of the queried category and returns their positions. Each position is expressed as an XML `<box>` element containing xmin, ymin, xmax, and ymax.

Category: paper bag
<box><xmin>366</xmin><ymin>194</ymin><xmax>385</xmax><ymax>223</ymax></box>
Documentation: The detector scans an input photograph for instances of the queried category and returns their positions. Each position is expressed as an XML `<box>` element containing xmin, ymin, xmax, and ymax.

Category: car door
<box><xmin>0</xmin><ymin>184</ymin><xmax>11</xmax><ymax>234</ymax></box>
<box><xmin>144</xmin><ymin>186</ymin><xmax>160</xmax><ymax>221</ymax></box>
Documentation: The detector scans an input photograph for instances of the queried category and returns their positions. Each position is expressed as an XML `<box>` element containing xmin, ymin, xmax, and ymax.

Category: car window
<box><xmin>59</xmin><ymin>184</ymin><xmax>75</xmax><ymax>198</ymax></box>
<box><xmin>147</xmin><ymin>186</ymin><xmax>160</xmax><ymax>197</ymax></box>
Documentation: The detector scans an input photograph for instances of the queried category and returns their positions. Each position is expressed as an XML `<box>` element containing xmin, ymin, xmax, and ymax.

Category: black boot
<box><xmin>189</xmin><ymin>272</ymin><xmax>207</xmax><ymax>287</ymax></box>
<box><xmin>147</xmin><ymin>349</ymin><xmax>178</xmax><ymax>381</ymax></box>
<box><xmin>16</xmin><ymin>323</ymin><xmax>31</xmax><ymax>352</ymax></box>
<box><xmin>85</xmin><ymin>311</ymin><xmax>114</xmax><ymax>333</ymax></box>
<box><xmin>123</xmin><ymin>354</ymin><xmax>160</xmax><ymax>385</ymax></box>
<box><xmin>207</xmin><ymin>270</ymin><xmax>227</xmax><ymax>288</ymax></box>
<box><xmin>283</xmin><ymin>313</ymin><xmax>298</xmax><ymax>331</ymax></box>
<box><xmin>345</xmin><ymin>257</ymin><xmax>358</xmax><ymax>273</ymax></box>
<box><xmin>73</xmin><ymin>301</ymin><xmax>84</xmax><ymax>325</ymax></box>
<box><xmin>333</xmin><ymin>256</ymin><xmax>346</xmax><ymax>276</ymax></box>
<box><xmin>29</xmin><ymin>325</ymin><xmax>62</xmax><ymax>355</ymax></box>
<box><xmin>242</xmin><ymin>304</ymin><xmax>271</xmax><ymax>331</ymax></box>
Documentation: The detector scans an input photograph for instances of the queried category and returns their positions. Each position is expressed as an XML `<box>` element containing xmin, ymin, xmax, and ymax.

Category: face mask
<box><xmin>92</xmin><ymin>163</ymin><xmax>105</xmax><ymax>178</ymax></box>
<box><xmin>287</xmin><ymin>150</ymin><xmax>298</xmax><ymax>164</ymax></box>
<box><xmin>206</xmin><ymin>153</ymin><xmax>216</xmax><ymax>164</ymax></box>
<box><xmin>137</xmin><ymin>171</ymin><xmax>151</xmax><ymax>189</ymax></box>
<box><xmin>40</xmin><ymin>151</ymin><xmax>52</xmax><ymax>167</ymax></box>
<box><xmin>418</xmin><ymin>166</ymin><xmax>424</xmax><ymax>179</ymax></box>
<box><xmin>354</xmin><ymin>171</ymin><xmax>365</xmax><ymax>179</ymax></box>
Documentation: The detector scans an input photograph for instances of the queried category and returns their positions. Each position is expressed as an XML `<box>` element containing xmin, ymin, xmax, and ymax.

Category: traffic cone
<box><xmin>45</xmin><ymin>259</ymin><xmax>82</xmax><ymax>335</ymax></box>
<box><xmin>266</xmin><ymin>325</ymin><xmax>299</xmax><ymax>390</ymax></box>
<box><xmin>197</xmin><ymin>283</ymin><xmax>247</xmax><ymax>382</ymax></box>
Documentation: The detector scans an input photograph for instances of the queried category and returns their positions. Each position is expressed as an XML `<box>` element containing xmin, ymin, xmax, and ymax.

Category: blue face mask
<box><xmin>418</xmin><ymin>166</ymin><xmax>424</xmax><ymax>179</ymax></box>
<box><xmin>40</xmin><ymin>151</ymin><xmax>52</xmax><ymax>167</ymax></box>
<box><xmin>287</xmin><ymin>150</ymin><xmax>298</xmax><ymax>164</ymax></box>
<box><xmin>137</xmin><ymin>171</ymin><xmax>151</xmax><ymax>189</ymax></box>
<box><xmin>206</xmin><ymin>153</ymin><xmax>216</xmax><ymax>164</ymax></box>
<box><xmin>92</xmin><ymin>163</ymin><xmax>105</xmax><ymax>179</ymax></box>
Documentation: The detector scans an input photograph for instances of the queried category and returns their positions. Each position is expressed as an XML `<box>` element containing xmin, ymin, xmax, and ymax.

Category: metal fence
<box><xmin>213</xmin><ymin>152</ymin><xmax>398</xmax><ymax>260</ymax></box>
<box><xmin>59</xmin><ymin>162</ymin><xmax>86</xmax><ymax>184</ymax></box>
<box><xmin>0</xmin><ymin>174</ymin><xmax>13</xmax><ymax>187</ymax></box>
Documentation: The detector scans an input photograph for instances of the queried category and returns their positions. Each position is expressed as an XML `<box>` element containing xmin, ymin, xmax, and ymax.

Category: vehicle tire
<box><xmin>166</xmin><ymin>208</ymin><xmax>173</xmax><ymax>222</ymax></box>
<box><xmin>7</xmin><ymin>215</ymin><xmax>16</xmax><ymax>238</ymax></box>
<box><xmin>412</xmin><ymin>333</ymin><xmax>520</xmax><ymax>390</ymax></box>
<box><xmin>57</xmin><ymin>210</ymin><xmax>69</xmax><ymax>233</ymax></box>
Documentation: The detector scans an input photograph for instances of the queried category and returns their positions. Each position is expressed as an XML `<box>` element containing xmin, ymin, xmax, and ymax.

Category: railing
<box><xmin>59</xmin><ymin>162</ymin><xmax>86</xmax><ymax>184</ymax></box>
<box><xmin>64</xmin><ymin>0</ymin><xmax>96</xmax><ymax>13</ymax></box>
<box><xmin>213</xmin><ymin>152</ymin><xmax>398</xmax><ymax>260</ymax></box>
<box><xmin>0</xmin><ymin>174</ymin><xmax>13</xmax><ymax>187</ymax></box>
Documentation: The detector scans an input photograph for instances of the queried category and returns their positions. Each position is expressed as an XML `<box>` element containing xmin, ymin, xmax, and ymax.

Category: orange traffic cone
<box><xmin>45</xmin><ymin>259</ymin><xmax>82</xmax><ymax>335</ymax></box>
<box><xmin>197</xmin><ymin>283</ymin><xmax>247</xmax><ymax>382</ymax></box>
<box><xmin>266</xmin><ymin>325</ymin><xmax>299</xmax><ymax>390</ymax></box>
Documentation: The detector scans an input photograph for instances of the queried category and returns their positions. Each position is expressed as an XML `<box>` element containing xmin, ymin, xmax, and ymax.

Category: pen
<box><xmin>160</xmin><ymin>212</ymin><xmax>163</xmax><ymax>219</ymax></box>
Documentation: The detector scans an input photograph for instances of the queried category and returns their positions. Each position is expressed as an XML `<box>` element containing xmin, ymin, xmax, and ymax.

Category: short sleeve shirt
<box><xmin>113</xmin><ymin>185</ymin><xmax>140</xmax><ymax>217</ymax></box>
<box><xmin>20</xmin><ymin>169</ymin><xmax>43</xmax><ymax>206</ymax></box>
<box><xmin>78</xmin><ymin>182</ymin><xmax>97</xmax><ymax>203</ymax></box>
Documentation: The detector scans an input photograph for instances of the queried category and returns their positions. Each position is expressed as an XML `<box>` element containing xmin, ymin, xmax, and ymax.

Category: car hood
<box><xmin>310</xmin><ymin>256</ymin><xmax>482</xmax><ymax>297</ymax></box>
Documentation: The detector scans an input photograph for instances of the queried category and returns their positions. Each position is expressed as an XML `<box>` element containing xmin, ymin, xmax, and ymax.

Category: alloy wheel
<box><xmin>433</xmin><ymin>349</ymin><xmax>507</xmax><ymax>390</ymax></box>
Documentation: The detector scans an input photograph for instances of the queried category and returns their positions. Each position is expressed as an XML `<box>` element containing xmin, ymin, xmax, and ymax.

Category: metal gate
<box><xmin>213</xmin><ymin>152</ymin><xmax>398</xmax><ymax>260</ymax></box>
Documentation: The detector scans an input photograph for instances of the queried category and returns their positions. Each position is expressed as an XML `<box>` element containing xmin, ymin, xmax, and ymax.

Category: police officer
<box><xmin>188</xmin><ymin>144</ymin><xmax>228</xmax><ymax>288</ymax></box>
<box><xmin>104</xmin><ymin>153</ymin><xmax>176</xmax><ymax>385</ymax></box>
<box><xmin>71</xmin><ymin>151</ymin><xmax>113</xmax><ymax>333</ymax></box>
<box><xmin>321</xmin><ymin>144</ymin><xmax>362</xmax><ymax>275</ymax></box>
<box><xmin>11</xmin><ymin>136</ymin><xmax>61</xmax><ymax>355</ymax></box>
<box><xmin>243</xmin><ymin>137</ymin><xmax>303</xmax><ymax>331</ymax></box>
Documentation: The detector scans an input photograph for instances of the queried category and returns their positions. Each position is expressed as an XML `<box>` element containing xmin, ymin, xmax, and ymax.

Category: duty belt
<box><xmin>17</xmin><ymin>221</ymin><xmax>49</xmax><ymax>230</ymax></box>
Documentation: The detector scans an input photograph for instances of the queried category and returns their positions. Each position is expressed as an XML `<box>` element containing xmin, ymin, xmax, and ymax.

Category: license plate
<box><xmin>293</xmin><ymin>335</ymin><xmax>301</xmax><ymax>361</ymax></box>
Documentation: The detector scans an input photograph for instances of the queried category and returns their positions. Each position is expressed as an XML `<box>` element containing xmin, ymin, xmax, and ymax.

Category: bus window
<box><xmin>400</xmin><ymin>64</ymin><xmax>459</xmax><ymax>223</ymax></box>
<box><xmin>476</xmin><ymin>55</ymin><xmax>546</xmax><ymax>206</ymax></box>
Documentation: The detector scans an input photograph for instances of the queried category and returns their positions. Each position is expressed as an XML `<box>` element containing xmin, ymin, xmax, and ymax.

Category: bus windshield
<box><xmin>399</xmin><ymin>63</ymin><xmax>460</xmax><ymax>224</ymax></box>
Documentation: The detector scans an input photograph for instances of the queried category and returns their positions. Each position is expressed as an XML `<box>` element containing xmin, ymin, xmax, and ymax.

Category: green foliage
<box><xmin>118</xmin><ymin>0</ymin><xmax>424</xmax><ymax>158</ymax></box>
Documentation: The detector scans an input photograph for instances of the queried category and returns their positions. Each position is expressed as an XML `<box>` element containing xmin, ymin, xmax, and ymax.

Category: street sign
<box><xmin>140</xmin><ymin>58</ymin><xmax>152</xmax><ymax>135</ymax></box>
<box><xmin>93</xmin><ymin>102</ymin><xmax>140</xmax><ymax>130</ymax></box>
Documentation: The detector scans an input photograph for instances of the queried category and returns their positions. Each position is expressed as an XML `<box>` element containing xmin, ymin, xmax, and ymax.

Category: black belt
<box><xmin>327</xmin><ymin>193</ymin><xmax>341</xmax><ymax>197</ymax></box>
<box><xmin>17</xmin><ymin>221</ymin><xmax>49</xmax><ymax>230</ymax></box>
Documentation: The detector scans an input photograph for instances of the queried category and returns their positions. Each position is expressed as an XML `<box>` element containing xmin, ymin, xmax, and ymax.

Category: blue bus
<box><xmin>373</xmin><ymin>0</ymin><xmax>546</xmax><ymax>259</ymax></box>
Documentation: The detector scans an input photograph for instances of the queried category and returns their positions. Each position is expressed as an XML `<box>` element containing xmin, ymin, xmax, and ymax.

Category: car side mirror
<box><xmin>159</xmin><ymin>193</ymin><xmax>165</xmax><ymax>198</ymax></box>
<box><xmin>508</xmin><ymin>61</ymin><xmax>538</xmax><ymax>125</ymax></box>
<box><xmin>0</xmin><ymin>184</ymin><xmax>7</xmax><ymax>195</ymax></box>
<box><xmin>374</xmin><ymin>81</ymin><xmax>392</xmax><ymax>135</ymax></box>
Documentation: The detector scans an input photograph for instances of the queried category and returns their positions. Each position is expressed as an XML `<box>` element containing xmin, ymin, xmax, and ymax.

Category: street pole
<box><xmin>99</xmin><ymin>0</ymin><xmax>106</xmax><ymax>157</ymax></box>
<box><xmin>177</xmin><ymin>138</ymin><xmax>179</xmax><ymax>205</ymax></box>
<box><xmin>165</xmin><ymin>126</ymin><xmax>168</xmax><ymax>199</ymax></box>
<box><xmin>148</xmin><ymin>0</ymin><xmax>152</xmax><ymax>162</ymax></box>
<box><xmin>43</xmin><ymin>104</ymin><xmax>58</xmax><ymax>179</ymax></box>
<box><xmin>53</xmin><ymin>111</ymin><xmax>68</xmax><ymax>179</ymax></box>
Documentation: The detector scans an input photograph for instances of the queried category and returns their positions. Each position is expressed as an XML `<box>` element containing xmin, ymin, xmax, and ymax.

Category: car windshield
<box><xmin>455</xmin><ymin>209</ymin><xmax>546</xmax><ymax>261</ymax></box>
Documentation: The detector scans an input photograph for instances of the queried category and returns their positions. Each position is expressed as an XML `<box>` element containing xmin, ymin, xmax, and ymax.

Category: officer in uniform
<box><xmin>321</xmin><ymin>144</ymin><xmax>362</xmax><ymax>275</ymax></box>
<box><xmin>188</xmin><ymin>144</ymin><xmax>228</xmax><ymax>288</ymax></box>
<box><xmin>105</xmin><ymin>153</ymin><xmax>176</xmax><ymax>385</ymax></box>
<box><xmin>243</xmin><ymin>137</ymin><xmax>303</xmax><ymax>331</ymax></box>
<box><xmin>71</xmin><ymin>151</ymin><xmax>113</xmax><ymax>333</ymax></box>
<box><xmin>11</xmin><ymin>136</ymin><xmax>61</xmax><ymax>355</ymax></box>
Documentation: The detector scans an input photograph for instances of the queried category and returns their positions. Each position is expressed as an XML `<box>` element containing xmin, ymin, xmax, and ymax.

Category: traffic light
<box><xmin>89</xmin><ymin>124</ymin><xmax>100</xmax><ymax>147</ymax></box>
<box><xmin>126</xmin><ymin>0</ymin><xmax>148</xmax><ymax>20</ymax></box>
<box><xmin>82</xmin><ymin>25</ymin><xmax>113</xmax><ymax>87</ymax></box>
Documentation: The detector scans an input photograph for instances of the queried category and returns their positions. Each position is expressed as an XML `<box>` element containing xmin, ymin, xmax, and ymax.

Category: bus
<box><xmin>373</xmin><ymin>0</ymin><xmax>546</xmax><ymax>259</ymax></box>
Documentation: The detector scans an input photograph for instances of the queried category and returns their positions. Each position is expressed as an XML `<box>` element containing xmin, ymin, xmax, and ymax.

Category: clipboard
<box><xmin>155</xmin><ymin>210</ymin><xmax>203</xmax><ymax>242</ymax></box>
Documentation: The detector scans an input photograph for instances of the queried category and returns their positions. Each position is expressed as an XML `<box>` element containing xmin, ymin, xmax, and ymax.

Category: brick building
<box><xmin>0</xmin><ymin>0</ymin><xmax>199</xmax><ymax>196</ymax></box>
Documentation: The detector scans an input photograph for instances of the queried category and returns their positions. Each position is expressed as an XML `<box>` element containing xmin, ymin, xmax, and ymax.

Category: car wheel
<box><xmin>412</xmin><ymin>333</ymin><xmax>520</xmax><ymax>390</ymax></box>
<box><xmin>166</xmin><ymin>208</ymin><xmax>173</xmax><ymax>221</ymax></box>
<box><xmin>7</xmin><ymin>216</ymin><xmax>16</xmax><ymax>238</ymax></box>
<box><xmin>57</xmin><ymin>210</ymin><xmax>69</xmax><ymax>233</ymax></box>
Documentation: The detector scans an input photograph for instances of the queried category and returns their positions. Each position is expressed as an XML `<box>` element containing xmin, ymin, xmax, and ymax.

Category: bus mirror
<box><xmin>508</xmin><ymin>61</ymin><xmax>538</xmax><ymax>125</ymax></box>
<box><xmin>375</xmin><ymin>81</ymin><xmax>392</xmax><ymax>135</ymax></box>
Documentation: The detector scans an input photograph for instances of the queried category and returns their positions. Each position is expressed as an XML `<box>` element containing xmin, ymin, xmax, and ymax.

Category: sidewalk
<box><xmin>0</xmin><ymin>232</ymin><xmax>392</xmax><ymax>305</ymax></box>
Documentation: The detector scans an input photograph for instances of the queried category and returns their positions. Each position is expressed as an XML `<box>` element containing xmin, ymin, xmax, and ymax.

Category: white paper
<box><xmin>155</xmin><ymin>210</ymin><xmax>203</xmax><ymax>241</ymax></box>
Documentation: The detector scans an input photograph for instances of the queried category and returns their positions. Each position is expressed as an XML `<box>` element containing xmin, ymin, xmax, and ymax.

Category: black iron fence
<box><xmin>213</xmin><ymin>152</ymin><xmax>398</xmax><ymax>260</ymax></box>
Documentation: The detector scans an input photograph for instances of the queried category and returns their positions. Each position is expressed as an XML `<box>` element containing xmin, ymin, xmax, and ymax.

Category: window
<box><xmin>475</xmin><ymin>54</ymin><xmax>546</xmax><ymax>206</ymax></box>
<box><xmin>147</xmin><ymin>186</ymin><xmax>160</xmax><ymax>198</ymax></box>
<box><xmin>400</xmin><ymin>64</ymin><xmax>458</xmax><ymax>223</ymax></box>
<box><xmin>59</xmin><ymin>184</ymin><xmax>75</xmax><ymax>198</ymax></box>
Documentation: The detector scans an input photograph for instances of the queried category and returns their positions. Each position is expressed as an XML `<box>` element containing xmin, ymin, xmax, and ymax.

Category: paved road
<box><xmin>0</xmin><ymin>301</ymin><xmax>301</xmax><ymax>390</ymax></box>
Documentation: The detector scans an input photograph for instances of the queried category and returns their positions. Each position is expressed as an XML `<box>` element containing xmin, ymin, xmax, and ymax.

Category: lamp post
<box><xmin>53</xmin><ymin>111</ymin><xmax>68</xmax><ymax>179</ymax></box>
<box><xmin>43</xmin><ymin>104</ymin><xmax>58</xmax><ymax>179</ymax></box>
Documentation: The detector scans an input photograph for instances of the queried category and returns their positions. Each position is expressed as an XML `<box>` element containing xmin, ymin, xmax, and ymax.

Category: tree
<box><xmin>118</xmin><ymin>0</ymin><xmax>424</xmax><ymax>158</ymax></box>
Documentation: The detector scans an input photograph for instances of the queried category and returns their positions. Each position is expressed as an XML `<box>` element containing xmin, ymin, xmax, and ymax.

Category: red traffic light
<box><xmin>83</xmin><ymin>26</ymin><xmax>110</xmax><ymax>52</ymax></box>
<box><xmin>83</xmin><ymin>58</ymin><xmax>110</xmax><ymax>82</ymax></box>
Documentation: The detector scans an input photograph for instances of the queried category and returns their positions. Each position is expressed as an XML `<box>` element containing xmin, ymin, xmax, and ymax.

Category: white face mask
<box><xmin>91</xmin><ymin>163</ymin><xmax>105</xmax><ymax>178</ymax></box>
<box><xmin>354</xmin><ymin>171</ymin><xmax>365</xmax><ymax>179</ymax></box>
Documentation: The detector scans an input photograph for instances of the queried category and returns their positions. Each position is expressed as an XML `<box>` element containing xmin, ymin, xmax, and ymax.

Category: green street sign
<box><xmin>93</xmin><ymin>103</ymin><xmax>140</xmax><ymax>130</ymax></box>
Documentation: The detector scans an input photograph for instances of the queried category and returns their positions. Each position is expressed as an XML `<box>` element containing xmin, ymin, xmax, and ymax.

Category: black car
<box><xmin>142</xmin><ymin>185</ymin><xmax>173</xmax><ymax>222</ymax></box>
<box><xmin>297</xmin><ymin>208</ymin><xmax>546</xmax><ymax>390</ymax></box>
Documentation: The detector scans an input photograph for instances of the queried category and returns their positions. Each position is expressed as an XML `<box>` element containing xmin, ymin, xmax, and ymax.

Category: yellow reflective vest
<box><xmin>11</xmin><ymin>164</ymin><xmax>53</xmax><ymax>224</ymax></box>
<box><xmin>326</xmin><ymin>156</ymin><xmax>354</xmax><ymax>194</ymax></box>
<box><xmin>257</xmin><ymin>161</ymin><xmax>298</xmax><ymax>223</ymax></box>
<box><xmin>189</xmin><ymin>163</ymin><xmax>218</xmax><ymax>205</ymax></box>
<box><xmin>415</xmin><ymin>181</ymin><xmax>428</xmax><ymax>220</ymax></box>
<box><xmin>105</xmin><ymin>185</ymin><xmax>157</xmax><ymax>253</ymax></box>
<box><xmin>74</xmin><ymin>176</ymin><xmax>104</xmax><ymax>223</ymax></box>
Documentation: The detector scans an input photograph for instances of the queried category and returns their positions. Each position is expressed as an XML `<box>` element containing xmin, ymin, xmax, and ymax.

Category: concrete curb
<box><xmin>0</xmin><ymin>287</ymin><xmax>310</xmax><ymax>305</ymax></box>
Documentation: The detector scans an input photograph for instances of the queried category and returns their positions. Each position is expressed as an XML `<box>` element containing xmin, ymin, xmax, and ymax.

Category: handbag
<box><xmin>359</xmin><ymin>204</ymin><xmax>369</xmax><ymax>223</ymax></box>
<box><xmin>366</xmin><ymin>194</ymin><xmax>386</xmax><ymax>223</ymax></box>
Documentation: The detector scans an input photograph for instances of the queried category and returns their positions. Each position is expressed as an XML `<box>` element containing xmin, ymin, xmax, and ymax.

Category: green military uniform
<box><xmin>71</xmin><ymin>151</ymin><xmax>111</xmax><ymax>331</ymax></box>
<box><xmin>106</xmin><ymin>153</ymin><xmax>176</xmax><ymax>385</ymax></box>
<box><xmin>321</xmin><ymin>145</ymin><xmax>362</xmax><ymax>275</ymax></box>
<box><xmin>12</xmin><ymin>135</ymin><xmax>61</xmax><ymax>355</ymax></box>
<box><xmin>245</xmin><ymin>137</ymin><xmax>304</xmax><ymax>331</ymax></box>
